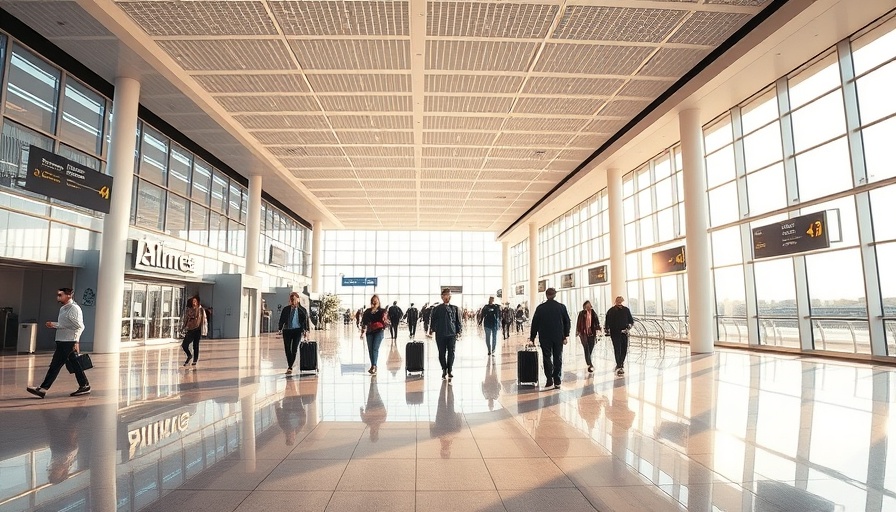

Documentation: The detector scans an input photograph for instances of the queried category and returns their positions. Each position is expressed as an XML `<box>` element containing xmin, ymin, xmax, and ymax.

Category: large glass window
<box><xmin>5</xmin><ymin>44</ymin><xmax>60</xmax><ymax>134</ymax></box>
<box><xmin>139</xmin><ymin>126</ymin><xmax>168</xmax><ymax>187</ymax></box>
<box><xmin>58</xmin><ymin>78</ymin><xmax>104</xmax><ymax>155</ymax></box>
<box><xmin>168</xmin><ymin>144</ymin><xmax>192</xmax><ymax>197</ymax></box>
<box><xmin>135</xmin><ymin>180</ymin><xmax>165</xmax><ymax>232</ymax></box>
<box><xmin>165</xmin><ymin>193</ymin><xmax>189</xmax><ymax>238</ymax></box>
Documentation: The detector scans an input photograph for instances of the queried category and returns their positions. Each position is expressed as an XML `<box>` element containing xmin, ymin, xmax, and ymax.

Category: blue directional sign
<box><xmin>342</xmin><ymin>277</ymin><xmax>378</xmax><ymax>287</ymax></box>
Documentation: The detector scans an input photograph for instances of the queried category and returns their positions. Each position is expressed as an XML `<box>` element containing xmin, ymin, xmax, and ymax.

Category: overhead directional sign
<box><xmin>752</xmin><ymin>212</ymin><xmax>830</xmax><ymax>259</ymax></box>
<box><xmin>25</xmin><ymin>145</ymin><xmax>113</xmax><ymax>212</ymax></box>
<box><xmin>341</xmin><ymin>277</ymin><xmax>378</xmax><ymax>287</ymax></box>
<box><xmin>652</xmin><ymin>246</ymin><xmax>686</xmax><ymax>274</ymax></box>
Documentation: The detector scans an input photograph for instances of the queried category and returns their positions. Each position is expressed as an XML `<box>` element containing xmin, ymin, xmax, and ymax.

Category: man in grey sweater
<box><xmin>27</xmin><ymin>288</ymin><xmax>91</xmax><ymax>398</ymax></box>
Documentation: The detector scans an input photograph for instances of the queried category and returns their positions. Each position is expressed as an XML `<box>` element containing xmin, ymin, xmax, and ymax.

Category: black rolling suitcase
<box><xmin>517</xmin><ymin>344</ymin><xmax>538</xmax><ymax>386</ymax></box>
<box><xmin>406</xmin><ymin>340</ymin><xmax>424</xmax><ymax>375</ymax></box>
<box><xmin>299</xmin><ymin>340</ymin><xmax>319</xmax><ymax>374</ymax></box>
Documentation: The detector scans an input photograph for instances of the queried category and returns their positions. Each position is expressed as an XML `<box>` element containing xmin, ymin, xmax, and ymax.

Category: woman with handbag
<box><xmin>359</xmin><ymin>294</ymin><xmax>388</xmax><ymax>375</ymax></box>
<box><xmin>576</xmin><ymin>300</ymin><xmax>602</xmax><ymax>374</ymax></box>
<box><xmin>180</xmin><ymin>295</ymin><xmax>206</xmax><ymax>369</ymax></box>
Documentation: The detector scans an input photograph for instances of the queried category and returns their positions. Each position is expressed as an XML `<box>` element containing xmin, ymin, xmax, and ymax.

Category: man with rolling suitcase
<box><xmin>529</xmin><ymin>288</ymin><xmax>570</xmax><ymax>390</ymax></box>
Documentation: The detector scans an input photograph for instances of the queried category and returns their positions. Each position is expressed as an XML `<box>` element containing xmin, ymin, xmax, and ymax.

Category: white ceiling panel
<box><xmin>217</xmin><ymin>95</ymin><xmax>320</xmax><ymax>113</ymax></box>
<box><xmin>640</xmin><ymin>47</ymin><xmax>713</xmax><ymax>77</ymax></box>
<box><xmin>306</xmin><ymin>73</ymin><xmax>411</xmax><ymax>93</ymax></box>
<box><xmin>118</xmin><ymin>1</ymin><xmax>277</xmax><ymax>36</ymax></box>
<box><xmin>235</xmin><ymin>115</ymin><xmax>329</xmax><ymax>129</ymax></box>
<box><xmin>423</xmin><ymin>147</ymin><xmax>491</xmax><ymax>158</ymax></box>
<box><xmin>319</xmin><ymin>95</ymin><xmax>413</xmax><ymax>112</ymax></box>
<box><xmin>553</xmin><ymin>6</ymin><xmax>687</xmax><ymax>43</ymax></box>
<box><xmin>617</xmin><ymin>79</ymin><xmax>677</xmax><ymax>98</ymax></box>
<box><xmin>290</xmin><ymin>39</ymin><xmax>410</xmax><ymax>70</ymax></box>
<box><xmin>514</xmin><ymin>97</ymin><xmax>604</xmax><ymax>116</ymax></box>
<box><xmin>194</xmin><ymin>74</ymin><xmax>310</xmax><ymax>94</ymax></box>
<box><xmin>158</xmin><ymin>39</ymin><xmax>297</xmax><ymax>71</ymax></box>
<box><xmin>337</xmin><ymin>131</ymin><xmax>414</xmax><ymax>144</ymax></box>
<box><xmin>494</xmin><ymin>133</ymin><xmax>572</xmax><ymax>147</ymax></box>
<box><xmin>424</xmin><ymin>116</ymin><xmax>505</xmax><ymax>131</ymax></box>
<box><xmin>270</xmin><ymin>0</ymin><xmax>409</xmax><ymax>36</ymax></box>
<box><xmin>428</xmin><ymin>2</ymin><xmax>558</xmax><ymax>38</ymax></box>
<box><xmin>253</xmin><ymin>131</ymin><xmax>339</xmax><ymax>144</ymax></box>
<box><xmin>3</xmin><ymin>1</ymin><xmax>112</xmax><ymax>37</ymax></box>
<box><xmin>425</xmin><ymin>96</ymin><xmax>514</xmax><ymax>114</ymax></box>
<box><xmin>670</xmin><ymin>11</ymin><xmax>752</xmax><ymax>46</ymax></box>
<box><xmin>424</xmin><ymin>132</ymin><xmax>497</xmax><ymax>146</ymax></box>
<box><xmin>522</xmin><ymin>77</ymin><xmax>625</xmax><ymax>96</ymax></box>
<box><xmin>425</xmin><ymin>74</ymin><xmax>525</xmax><ymax>94</ymax></box>
<box><xmin>427</xmin><ymin>41</ymin><xmax>539</xmax><ymax>72</ymax></box>
<box><xmin>328</xmin><ymin>115</ymin><xmax>413</xmax><ymax>130</ymax></box>
<box><xmin>535</xmin><ymin>44</ymin><xmax>655</xmax><ymax>75</ymax></box>
<box><xmin>341</xmin><ymin>145</ymin><xmax>414</xmax><ymax>157</ymax></box>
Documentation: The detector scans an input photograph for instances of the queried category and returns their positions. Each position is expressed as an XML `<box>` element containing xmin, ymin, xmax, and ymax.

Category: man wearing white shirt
<box><xmin>27</xmin><ymin>288</ymin><xmax>90</xmax><ymax>398</ymax></box>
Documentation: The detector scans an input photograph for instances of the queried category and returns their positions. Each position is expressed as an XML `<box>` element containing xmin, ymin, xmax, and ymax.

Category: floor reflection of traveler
<box><xmin>275</xmin><ymin>378</ymin><xmax>307</xmax><ymax>446</ymax></box>
<box><xmin>360</xmin><ymin>379</ymin><xmax>387</xmax><ymax>441</ymax></box>
<box><xmin>430</xmin><ymin>380</ymin><xmax>462</xmax><ymax>458</ymax></box>
<box><xmin>386</xmin><ymin>340</ymin><xmax>403</xmax><ymax>377</ymax></box>
<box><xmin>481</xmin><ymin>358</ymin><xmax>502</xmax><ymax>411</ymax></box>
<box><xmin>42</xmin><ymin>407</ymin><xmax>89</xmax><ymax>483</ymax></box>
<box><xmin>577</xmin><ymin>380</ymin><xmax>608</xmax><ymax>433</ymax></box>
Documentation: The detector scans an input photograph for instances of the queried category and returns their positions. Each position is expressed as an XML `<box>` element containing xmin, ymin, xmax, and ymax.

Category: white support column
<box><xmin>311</xmin><ymin>220</ymin><xmax>322</xmax><ymax>293</ymax></box>
<box><xmin>528</xmin><ymin>222</ymin><xmax>538</xmax><ymax>310</ymax></box>
<box><xmin>679</xmin><ymin>109</ymin><xmax>714</xmax><ymax>354</ymax></box>
<box><xmin>502</xmin><ymin>241</ymin><xmax>511</xmax><ymax>304</ymax></box>
<box><xmin>607</xmin><ymin>168</ymin><xmax>626</xmax><ymax>299</ymax></box>
<box><xmin>93</xmin><ymin>77</ymin><xmax>140</xmax><ymax>354</ymax></box>
<box><xmin>245</xmin><ymin>174</ymin><xmax>262</xmax><ymax>277</ymax></box>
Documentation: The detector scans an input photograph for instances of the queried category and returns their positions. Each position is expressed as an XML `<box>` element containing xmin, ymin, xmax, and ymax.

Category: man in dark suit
<box><xmin>405</xmin><ymin>303</ymin><xmax>419</xmax><ymax>338</ymax></box>
<box><xmin>387</xmin><ymin>301</ymin><xmax>403</xmax><ymax>340</ymax></box>
<box><xmin>529</xmin><ymin>288</ymin><xmax>570</xmax><ymax>390</ymax></box>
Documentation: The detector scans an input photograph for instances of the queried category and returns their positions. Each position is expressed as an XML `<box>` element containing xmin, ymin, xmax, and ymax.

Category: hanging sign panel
<box><xmin>24</xmin><ymin>145</ymin><xmax>113</xmax><ymax>213</ymax></box>
<box><xmin>342</xmin><ymin>277</ymin><xmax>378</xmax><ymax>287</ymax></box>
<box><xmin>588</xmin><ymin>265</ymin><xmax>607</xmax><ymax>285</ymax></box>
<box><xmin>652</xmin><ymin>246</ymin><xmax>686</xmax><ymax>274</ymax></box>
<box><xmin>561</xmin><ymin>273</ymin><xmax>575</xmax><ymax>289</ymax></box>
<box><xmin>752</xmin><ymin>212</ymin><xmax>830</xmax><ymax>259</ymax></box>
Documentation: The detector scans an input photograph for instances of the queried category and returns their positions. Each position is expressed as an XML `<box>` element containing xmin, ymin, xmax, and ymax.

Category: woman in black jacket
<box><xmin>575</xmin><ymin>300</ymin><xmax>602</xmax><ymax>373</ymax></box>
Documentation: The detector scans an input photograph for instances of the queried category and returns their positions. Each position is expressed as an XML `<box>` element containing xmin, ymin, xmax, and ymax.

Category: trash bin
<box><xmin>18</xmin><ymin>323</ymin><xmax>38</xmax><ymax>354</ymax></box>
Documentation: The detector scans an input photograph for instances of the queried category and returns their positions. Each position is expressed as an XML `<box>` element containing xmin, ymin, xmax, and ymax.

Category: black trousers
<box><xmin>579</xmin><ymin>334</ymin><xmax>597</xmax><ymax>366</ymax></box>
<box><xmin>181</xmin><ymin>327</ymin><xmax>201</xmax><ymax>362</ymax></box>
<box><xmin>502</xmin><ymin>322</ymin><xmax>511</xmax><ymax>339</ymax></box>
<box><xmin>435</xmin><ymin>335</ymin><xmax>457</xmax><ymax>372</ymax></box>
<box><xmin>40</xmin><ymin>341</ymin><xmax>89</xmax><ymax>390</ymax></box>
<box><xmin>610</xmin><ymin>332</ymin><xmax>629</xmax><ymax>368</ymax></box>
<box><xmin>283</xmin><ymin>328</ymin><xmax>302</xmax><ymax>368</ymax></box>
<box><xmin>389</xmin><ymin>321</ymin><xmax>399</xmax><ymax>339</ymax></box>
<box><xmin>539</xmin><ymin>338</ymin><xmax>564</xmax><ymax>383</ymax></box>
<box><xmin>408</xmin><ymin>321</ymin><xmax>417</xmax><ymax>337</ymax></box>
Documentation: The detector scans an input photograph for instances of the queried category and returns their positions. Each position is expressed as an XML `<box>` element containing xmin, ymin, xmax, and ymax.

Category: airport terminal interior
<box><xmin>1</xmin><ymin>0</ymin><xmax>895</xmax><ymax>510</ymax></box>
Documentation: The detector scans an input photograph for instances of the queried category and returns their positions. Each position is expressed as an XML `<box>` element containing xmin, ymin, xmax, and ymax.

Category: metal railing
<box><xmin>622</xmin><ymin>315</ymin><xmax>689</xmax><ymax>352</ymax></box>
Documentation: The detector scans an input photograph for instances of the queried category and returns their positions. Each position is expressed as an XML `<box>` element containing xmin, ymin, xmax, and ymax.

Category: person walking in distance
<box><xmin>360</xmin><ymin>295</ymin><xmax>389</xmax><ymax>375</ymax></box>
<box><xmin>529</xmin><ymin>288</ymin><xmax>570</xmax><ymax>390</ymax></box>
<box><xmin>429</xmin><ymin>289</ymin><xmax>462</xmax><ymax>381</ymax></box>
<box><xmin>387</xmin><ymin>301</ymin><xmax>403</xmax><ymax>340</ymax></box>
<box><xmin>405</xmin><ymin>303</ymin><xmax>419</xmax><ymax>338</ymax></box>
<box><xmin>479</xmin><ymin>296</ymin><xmax>501</xmax><ymax>356</ymax></box>
<box><xmin>605</xmin><ymin>296</ymin><xmax>634</xmax><ymax>376</ymax></box>
<box><xmin>421</xmin><ymin>303</ymin><xmax>432</xmax><ymax>334</ymax></box>
<box><xmin>27</xmin><ymin>288</ymin><xmax>91</xmax><ymax>398</ymax></box>
<box><xmin>576</xmin><ymin>300</ymin><xmax>602</xmax><ymax>374</ymax></box>
<box><xmin>180</xmin><ymin>295</ymin><xmax>206</xmax><ymax>369</ymax></box>
<box><xmin>278</xmin><ymin>292</ymin><xmax>309</xmax><ymax>375</ymax></box>
<box><xmin>501</xmin><ymin>303</ymin><xmax>513</xmax><ymax>340</ymax></box>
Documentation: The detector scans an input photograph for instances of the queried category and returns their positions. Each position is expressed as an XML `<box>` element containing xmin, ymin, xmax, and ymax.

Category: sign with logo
<box><xmin>24</xmin><ymin>145</ymin><xmax>113</xmax><ymax>213</ymax></box>
<box><xmin>752</xmin><ymin>212</ymin><xmax>830</xmax><ymax>259</ymax></box>
<box><xmin>133</xmin><ymin>240</ymin><xmax>196</xmax><ymax>276</ymax></box>
<box><xmin>269</xmin><ymin>245</ymin><xmax>288</xmax><ymax>267</ymax></box>
<box><xmin>588</xmin><ymin>265</ymin><xmax>607</xmax><ymax>285</ymax></box>
<box><xmin>561</xmin><ymin>273</ymin><xmax>575</xmax><ymax>289</ymax></box>
<box><xmin>515</xmin><ymin>284</ymin><xmax>525</xmax><ymax>296</ymax></box>
<box><xmin>652</xmin><ymin>246</ymin><xmax>686</xmax><ymax>274</ymax></box>
<box><xmin>537</xmin><ymin>280</ymin><xmax>546</xmax><ymax>293</ymax></box>
<box><xmin>127</xmin><ymin>411</ymin><xmax>191</xmax><ymax>460</ymax></box>
<box><xmin>441</xmin><ymin>285</ymin><xmax>463</xmax><ymax>294</ymax></box>
<box><xmin>342</xmin><ymin>277</ymin><xmax>378</xmax><ymax>287</ymax></box>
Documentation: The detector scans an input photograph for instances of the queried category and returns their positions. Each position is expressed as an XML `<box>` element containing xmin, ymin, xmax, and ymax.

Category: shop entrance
<box><xmin>122</xmin><ymin>281</ymin><xmax>184</xmax><ymax>344</ymax></box>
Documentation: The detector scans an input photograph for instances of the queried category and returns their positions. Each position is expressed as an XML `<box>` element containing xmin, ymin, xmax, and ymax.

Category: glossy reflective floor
<box><xmin>2</xmin><ymin>323</ymin><xmax>894</xmax><ymax>511</ymax></box>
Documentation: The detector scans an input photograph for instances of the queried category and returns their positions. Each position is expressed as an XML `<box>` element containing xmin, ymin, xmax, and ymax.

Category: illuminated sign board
<box><xmin>652</xmin><ymin>246</ymin><xmax>686</xmax><ymax>274</ymax></box>
<box><xmin>24</xmin><ymin>145</ymin><xmax>113</xmax><ymax>212</ymax></box>
<box><xmin>588</xmin><ymin>265</ymin><xmax>607</xmax><ymax>285</ymax></box>
<box><xmin>752</xmin><ymin>212</ymin><xmax>830</xmax><ymax>259</ymax></box>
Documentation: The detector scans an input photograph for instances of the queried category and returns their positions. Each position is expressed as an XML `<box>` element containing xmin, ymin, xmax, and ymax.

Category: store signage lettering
<box><xmin>24</xmin><ymin>145</ymin><xmax>113</xmax><ymax>213</ymax></box>
<box><xmin>127</xmin><ymin>412</ymin><xmax>190</xmax><ymax>460</ymax></box>
<box><xmin>752</xmin><ymin>212</ymin><xmax>830</xmax><ymax>259</ymax></box>
<box><xmin>134</xmin><ymin>240</ymin><xmax>196</xmax><ymax>275</ymax></box>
